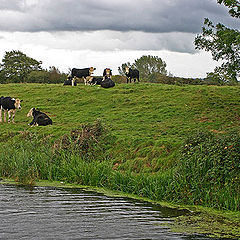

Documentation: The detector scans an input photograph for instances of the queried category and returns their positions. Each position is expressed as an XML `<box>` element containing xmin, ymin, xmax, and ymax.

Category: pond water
<box><xmin>0</xmin><ymin>184</ymin><xmax>224</xmax><ymax>240</ymax></box>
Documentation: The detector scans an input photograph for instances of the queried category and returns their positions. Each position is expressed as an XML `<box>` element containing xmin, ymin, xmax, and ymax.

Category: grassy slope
<box><xmin>1</xmin><ymin>83</ymin><xmax>240</xmax><ymax>171</ymax></box>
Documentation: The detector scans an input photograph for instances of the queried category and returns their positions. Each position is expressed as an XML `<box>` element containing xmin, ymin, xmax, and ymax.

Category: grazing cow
<box><xmin>27</xmin><ymin>108</ymin><xmax>52</xmax><ymax>126</ymax></box>
<box><xmin>0</xmin><ymin>96</ymin><xmax>22</xmax><ymax>123</ymax></box>
<box><xmin>103</xmin><ymin>68</ymin><xmax>112</xmax><ymax>80</ymax></box>
<box><xmin>101</xmin><ymin>77</ymin><xmax>115</xmax><ymax>88</ymax></box>
<box><xmin>69</xmin><ymin>67</ymin><xmax>96</xmax><ymax>85</ymax></box>
<box><xmin>125</xmin><ymin>66</ymin><xmax>140</xmax><ymax>83</ymax></box>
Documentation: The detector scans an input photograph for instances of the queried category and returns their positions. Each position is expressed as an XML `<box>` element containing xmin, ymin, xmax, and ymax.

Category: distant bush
<box><xmin>174</xmin><ymin>131</ymin><xmax>240</xmax><ymax>210</ymax></box>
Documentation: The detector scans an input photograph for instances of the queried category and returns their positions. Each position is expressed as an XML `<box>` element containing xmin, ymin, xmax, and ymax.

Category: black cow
<box><xmin>101</xmin><ymin>77</ymin><xmax>115</xmax><ymax>88</ymax></box>
<box><xmin>125</xmin><ymin>66</ymin><xmax>140</xmax><ymax>83</ymax></box>
<box><xmin>69</xmin><ymin>67</ymin><xmax>96</xmax><ymax>85</ymax></box>
<box><xmin>103</xmin><ymin>68</ymin><xmax>112</xmax><ymax>80</ymax></box>
<box><xmin>90</xmin><ymin>77</ymin><xmax>103</xmax><ymax>85</ymax></box>
<box><xmin>63</xmin><ymin>79</ymin><xmax>77</xmax><ymax>86</ymax></box>
<box><xmin>27</xmin><ymin>108</ymin><xmax>52</xmax><ymax>126</ymax></box>
<box><xmin>0</xmin><ymin>96</ymin><xmax>22</xmax><ymax>123</ymax></box>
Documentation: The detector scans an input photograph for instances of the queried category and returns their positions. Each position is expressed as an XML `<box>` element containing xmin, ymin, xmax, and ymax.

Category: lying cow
<box><xmin>69</xmin><ymin>67</ymin><xmax>96</xmax><ymax>85</ymax></box>
<box><xmin>101</xmin><ymin>77</ymin><xmax>115</xmax><ymax>88</ymax></box>
<box><xmin>125</xmin><ymin>66</ymin><xmax>140</xmax><ymax>83</ymax></box>
<box><xmin>0</xmin><ymin>96</ymin><xmax>22</xmax><ymax>123</ymax></box>
<box><xmin>89</xmin><ymin>77</ymin><xmax>103</xmax><ymax>85</ymax></box>
<box><xmin>103</xmin><ymin>68</ymin><xmax>112</xmax><ymax>80</ymax></box>
<box><xmin>63</xmin><ymin>78</ymin><xmax>77</xmax><ymax>86</ymax></box>
<box><xmin>27</xmin><ymin>108</ymin><xmax>52</xmax><ymax>126</ymax></box>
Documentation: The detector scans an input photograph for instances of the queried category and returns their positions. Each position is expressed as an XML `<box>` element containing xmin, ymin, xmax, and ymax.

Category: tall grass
<box><xmin>0</xmin><ymin>125</ymin><xmax>239</xmax><ymax>211</ymax></box>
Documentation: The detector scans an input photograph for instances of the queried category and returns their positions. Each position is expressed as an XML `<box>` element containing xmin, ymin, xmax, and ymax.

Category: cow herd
<box><xmin>64</xmin><ymin>66</ymin><xmax>140</xmax><ymax>87</ymax></box>
<box><xmin>0</xmin><ymin>66</ymin><xmax>140</xmax><ymax>126</ymax></box>
<box><xmin>0</xmin><ymin>96</ymin><xmax>52</xmax><ymax>126</ymax></box>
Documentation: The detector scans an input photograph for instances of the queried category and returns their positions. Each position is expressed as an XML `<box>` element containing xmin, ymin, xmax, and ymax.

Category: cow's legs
<box><xmin>4</xmin><ymin>110</ymin><xmax>7</xmax><ymax>122</ymax></box>
<box><xmin>11</xmin><ymin>109</ymin><xmax>16</xmax><ymax>123</ymax></box>
<box><xmin>0</xmin><ymin>109</ymin><xmax>2</xmax><ymax>123</ymax></box>
<box><xmin>8</xmin><ymin>110</ymin><xmax>12</xmax><ymax>123</ymax></box>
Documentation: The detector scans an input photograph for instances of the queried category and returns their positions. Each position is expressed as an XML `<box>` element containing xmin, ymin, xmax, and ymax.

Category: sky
<box><xmin>0</xmin><ymin>0</ymin><xmax>239</xmax><ymax>78</ymax></box>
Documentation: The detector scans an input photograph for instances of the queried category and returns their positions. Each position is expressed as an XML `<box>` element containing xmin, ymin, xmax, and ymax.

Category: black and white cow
<box><xmin>63</xmin><ymin>78</ymin><xmax>77</xmax><ymax>86</ymax></box>
<box><xmin>27</xmin><ymin>108</ymin><xmax>52</xmax><ymax>126</ymax></box>
<box><xmin>69</xmin><ymin>67</ymin><xmax>96</xmax><ymax>85</ymax></box>
<box><xmin>125</xmin><ymin>66</ymin><xmax>140</xmax><ymax>83</ymax></box>
<box><xmin>0</xmin><ymin>96</ymin><xmax>22</xmax><ymax>123</ymax></box>
<box><xmin>89</xmin><ymin>77</ymin><xmax>103</xmax><ymax>85</ymax></box>
<box><xmin>103</xmin><ymin>68</ymin><xmax>112</xmax><ymax>80</ymax></box>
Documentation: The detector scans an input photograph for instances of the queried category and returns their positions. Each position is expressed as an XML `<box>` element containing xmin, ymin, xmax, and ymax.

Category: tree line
<box><xmin>0</xmin><ymin>50</ymin><xmax>67</xmax><ymax>84</ymax></box>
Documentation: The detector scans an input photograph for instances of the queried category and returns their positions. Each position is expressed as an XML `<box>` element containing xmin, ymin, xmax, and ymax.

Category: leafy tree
<box><xmin>217</xmin><ymin>0</ymin><xmax>240</xmax><ymax>18</ymax></box>
<box><xmin>1</xmin><ymin>50</ymin><xmax>42</xmax><ymax>83</ymax></box>
<box><xmin>118</xmin><ymin>55</ymin><xmax>167</xmax><ymax>79</ymax></box>
<box><xmin>194</xmin><ymin>1</ymin><xmax>240</xmax><ymax>84</ymax></box>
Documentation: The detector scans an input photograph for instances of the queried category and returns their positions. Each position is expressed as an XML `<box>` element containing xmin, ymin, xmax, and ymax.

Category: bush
<box><xmin>53</xmin><ymin>119</ymin><xmax>115</xmax><ymax>161</ymax></box>
<box><xmin>174</xmin><ymin>131</ymin><xmax>240</xmax><ymax>210</ymax></box>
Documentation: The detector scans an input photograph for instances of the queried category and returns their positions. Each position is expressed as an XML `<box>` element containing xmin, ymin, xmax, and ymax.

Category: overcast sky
<box><xmin>0</xmin><ymin>0</ymin><xmax>239</xmax><ymax>77</ymax></box>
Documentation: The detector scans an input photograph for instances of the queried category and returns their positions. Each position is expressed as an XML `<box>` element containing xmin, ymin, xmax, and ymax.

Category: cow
<box><xmin>89</xmin><ymin>77</ymin><xmax>103</xmax><ymax>85</ymax></box>
<box><xmin>101</xmin><ymin>77</ymin><xmax>115</xmax><ymax>88</ymax></box>
<box><xmin>0</xmin><ymin>96</ymin><xmax>22</xmax><ymax>123</ymax></box>
<box><xmin>27</xmin><ymin>108</ymin><xmax>52</xmax><ymax>126</ymax></box>
<box><xmin>125</xmin><ymin>66</ymin><xmax>140</xmax><ymax>83</ymax></box>
<box><xmin>103</xmin><ymin>68</ymin><xmax>112</xmax><ymax>80</ymax></box>
<box><xmin>69</xmin><ymin>67</ymin><xmax>96</xmax><ymax>85</ymax></box>
<box><xmin>63</xmin><ymin>78</ymin><xmax>77</xmax><ymax>86</ymax></box>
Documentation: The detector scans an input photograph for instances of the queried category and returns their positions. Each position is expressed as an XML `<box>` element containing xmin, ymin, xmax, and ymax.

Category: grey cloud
<box><xmin>0</xmin><ymin>0</ymin><xmax>238</xmax><ymax>33</ymax></box>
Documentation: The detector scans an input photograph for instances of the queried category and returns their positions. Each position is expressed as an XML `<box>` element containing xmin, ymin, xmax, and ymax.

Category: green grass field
<box><xmin>0</xmin><ymin>82</ymin><xmax>240</xmax><ymax>211</ymax></box>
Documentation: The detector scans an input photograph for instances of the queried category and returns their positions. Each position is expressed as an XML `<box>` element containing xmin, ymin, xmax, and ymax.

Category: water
<box><xmin>0</xmin><ymin>184</ymin><xmax>222</xmax><ymax>240</ymax></box>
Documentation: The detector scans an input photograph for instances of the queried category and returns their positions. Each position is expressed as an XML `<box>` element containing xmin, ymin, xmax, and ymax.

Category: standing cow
<box><xmin>125</xmin><ymin>66</ymin><xmax>140</xmax><ymax>83</ymax></box>
<box><xmin>103</xmin><ymin>68</ymin><xmax>112</xmax><ymax>80</ymax></box>
<box><xmin>69</xmin><ymin>67</ymin><xmax>96</xmax><ymax>85</ymax></box>
<box><xmin>0</xmin><ymin>96</ymin><xmax>22</xmax><ymax>123</ymax></box>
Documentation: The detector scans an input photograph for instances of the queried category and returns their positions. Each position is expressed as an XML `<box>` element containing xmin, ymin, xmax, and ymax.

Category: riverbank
<box><xmin>0</xmin><ymin>83</ymin><xmax>239</xmax><ymax>237</ymax></box>
<box><xmin>1</xmin><ymin>178</ymin><xmax>240</xmax><ymax>239</ymax></box>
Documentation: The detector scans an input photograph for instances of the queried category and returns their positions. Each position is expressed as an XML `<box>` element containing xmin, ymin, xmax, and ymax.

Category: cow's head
<box><xmin>125</xmin><ymin>66</ymin><xmax>130</xmax><ymax>74</ymax></box>
<box><xmin>14</xmin><ymin>98</ymin><xmax>22</xmax><ymax>109</ymax></box>
<box><xmin>105</xmin><ymin>68</ymin><xmax>111</xmax><ymax>76</ymax></box>
<box><xmin>27</xmin><ymin>108</ymin><xmax>35</xmax><ymax>117</ymax></box>
<box><xmin>89</xmin><ymin>67</ymin><xmax>96</xmax><ymax>75</ymax></box>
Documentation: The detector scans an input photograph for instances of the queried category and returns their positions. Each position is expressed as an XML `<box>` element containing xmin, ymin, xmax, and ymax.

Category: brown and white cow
<box><xmin>0</xmin><ymin>96</ymin><xmax>22</xmax><ymax>123</ymax></box>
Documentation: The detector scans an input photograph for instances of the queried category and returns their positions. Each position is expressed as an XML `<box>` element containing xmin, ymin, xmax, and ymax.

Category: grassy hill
<box><xmin>0</xmin><ymin>83</ymin><xmax>240</xmax><ymax>211</ymax></box>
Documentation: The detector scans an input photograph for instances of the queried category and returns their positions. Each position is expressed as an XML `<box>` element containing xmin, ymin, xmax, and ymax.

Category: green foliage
<box><xmin>217</xmin><ymin>0</ymin><xmax>240</xmax><ymax>18</ymax></box>
<box><xmin>0</xmin><ymin>50</ymin><xmax>42</xmax><ymax>83</ymax></box>
<box><xmin>118</xmin><ymin>55</ymin><xmax>167</xmax><ymax>80</ymax></box>
<box><xmin>195</xmin><ymin>2</ymin><xmax>240</xmax><ymax>83</ymax></box>
<box><xmin>174</xmin><ymin>131</ymin><xmax>240</xmax><ymax>210</ymax></box>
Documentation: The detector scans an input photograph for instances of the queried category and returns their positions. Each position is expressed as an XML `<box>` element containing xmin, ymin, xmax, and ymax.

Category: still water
<box><xmin>0</xmin><ymin>184</ymin><xmax>224</xmax><ymax>240</ymax></box>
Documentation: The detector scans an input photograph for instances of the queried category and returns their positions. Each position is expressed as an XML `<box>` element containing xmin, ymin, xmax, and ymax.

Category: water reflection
<box><xmin>0</xmin><ymin>184</ymin><xmax>223</xmax><ymax>239</ymax></box>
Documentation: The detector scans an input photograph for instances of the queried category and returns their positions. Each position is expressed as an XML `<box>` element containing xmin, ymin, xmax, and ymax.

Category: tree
<box><xmin>118</xmin><ymin>55</ymin><xmax>167</xmax><ymax>79</ymax></box>
<box><xmin>0</xmin><ymin>50</ymin><xmax>42</xmax><ymax>83</ymax></box>
<box><xmin>217</xmin><ymin>0</ymin><xmax>240</xmax><ymax>18</ymax></box>
<box><xmin>194</xmin><ymin>1</ymin><xmax>240</xmax><ymax>84</ymax></box>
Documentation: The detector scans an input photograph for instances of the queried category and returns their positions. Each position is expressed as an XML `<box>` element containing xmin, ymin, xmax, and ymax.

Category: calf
<box><xmin>0</xmin><ymin>96</ymin><xmax>22</xmax><ymax>123</ymax></box>
<box><xmin>27</xmin><ymin>108</ymin><xmax>52</xmax><ymax>126</ymax></box>
<box><xmin>69</xmin><ymin>67</ymin><xmax>96</xmax><ymax>85</ymax></box>
<box><xmin>103</xmin><ymin>68</ymin><xmax>112</xmax><ymax>80</ymax></box>
<box><xmin>125</xmin><ymin>66</ymin><xmax>140</xmax><ymax>83</ymax></box>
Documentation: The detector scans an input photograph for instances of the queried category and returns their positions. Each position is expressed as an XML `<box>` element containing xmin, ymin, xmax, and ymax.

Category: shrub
<box><xmin>174</xmin><ymin>131</ymin><xmax>240</xmax><ymax>210</ymax></box>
